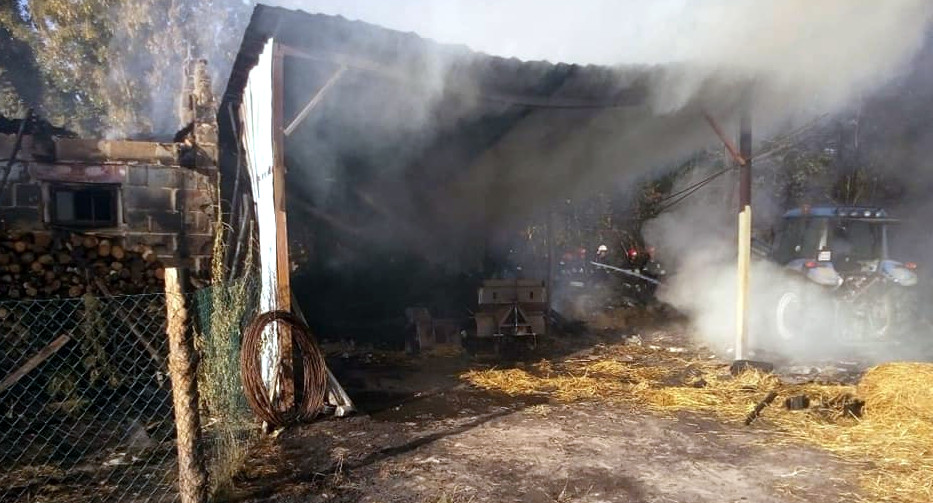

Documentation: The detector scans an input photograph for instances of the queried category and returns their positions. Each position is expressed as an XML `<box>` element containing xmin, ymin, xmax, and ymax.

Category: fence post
<box><xmin>164</xmin><ymin>266</ymin><xmax>208</xmax><ymax>503</ymax></box>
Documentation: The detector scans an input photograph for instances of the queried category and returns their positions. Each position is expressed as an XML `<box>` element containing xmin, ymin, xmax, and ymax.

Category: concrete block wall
<box><xmin>0</xmin><ymin>163</ymin><xmax>40</xmax><ymax>229</ymax></box>
<box><xmin>0</xmin><ymin>161</ymin><xmax>215</xmax><ymax>273</ymax></box>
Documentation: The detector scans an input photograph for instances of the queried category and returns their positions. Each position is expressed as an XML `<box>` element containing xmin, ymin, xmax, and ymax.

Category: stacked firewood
<box><xmin>0</xmin><ymin>231</ymin><xmax>166</xmax><ymax>299</ymax></box>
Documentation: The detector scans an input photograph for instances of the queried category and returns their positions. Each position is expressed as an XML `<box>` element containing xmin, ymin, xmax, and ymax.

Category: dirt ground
<box><xmin>222</xmin><ymin>319</ymin><xmax>866</xmax><ymax>503</ymax></box>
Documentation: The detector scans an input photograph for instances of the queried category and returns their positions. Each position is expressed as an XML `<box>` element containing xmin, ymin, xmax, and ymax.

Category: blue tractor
<box><xmin>764</xmin><ymin>206</ymin><xmax>919</xmax><ymax>347</ymax></box>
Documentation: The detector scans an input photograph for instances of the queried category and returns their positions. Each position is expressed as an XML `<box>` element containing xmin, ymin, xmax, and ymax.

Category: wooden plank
<box><xmin>0</xmin><ymin>334</ymin><xmax>71</xmax><ymax>394</ymax></box>
<box><xmin>736</xmin><ymin>108</ymin><xmax>753</xmax><ymax>361</ymax></box>
<box><xmin>95</xmin><ymin>278</ymin><xmax>164</xmax><ymax>367</ymax></box>
<box><xmin>283</xmin><ymin>66</ymin><xmax>345</xmax><ymax>136</ymax></box>
<box><xmin>29</xmin><ymin>164</ymin><xmax>127</xmax><ymax>183</ymax></box>
<box><xmin>271</xmin><ymin>41</ymin><xmax>295</xmax><ymax>409</ymax></box>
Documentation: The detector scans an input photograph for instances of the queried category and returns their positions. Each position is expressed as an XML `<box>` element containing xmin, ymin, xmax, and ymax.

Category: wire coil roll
<box><xmin>240</xmin><ymin>310</ymin><xmax>327</xmax><ymax>427</ymax></box>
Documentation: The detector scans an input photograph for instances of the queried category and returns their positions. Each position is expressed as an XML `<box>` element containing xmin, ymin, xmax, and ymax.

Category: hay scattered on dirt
<box><xmin>422</xmin><ymin>344</ymin><xmax>465</xmax><ymax>359</ymax></box>
<box><xmin>461</xmin><ymin>347</ymin><xmax>933</xmax><ymax>503</ymax></box>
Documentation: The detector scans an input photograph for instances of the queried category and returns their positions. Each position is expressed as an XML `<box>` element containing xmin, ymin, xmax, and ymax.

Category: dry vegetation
<box><xmin>196</xmin><ymin>206</ymin><xmax>260</xmax><ymax>495</ymax></box>
<box><xmin>461</xmin><ymin>343</ymin><xmax>933</xmax><ymax>503</ymax></box>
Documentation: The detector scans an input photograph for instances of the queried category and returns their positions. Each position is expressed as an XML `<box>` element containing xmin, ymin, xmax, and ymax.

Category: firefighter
<box><xmin>595</xmin><ymin>244</ymin><xmax>609</xmax><ymax>262</ymax></box>
<box><xmin>593</xmin><ymin>244</ymin><xmax>611</xmax><ymax>285</ymax></box>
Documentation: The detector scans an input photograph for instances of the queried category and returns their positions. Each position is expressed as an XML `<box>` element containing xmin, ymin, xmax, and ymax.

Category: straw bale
<box><xmin>858</xmin><ymin>362</ymin><xmax>933</xmax><ymax>419</ymax></box>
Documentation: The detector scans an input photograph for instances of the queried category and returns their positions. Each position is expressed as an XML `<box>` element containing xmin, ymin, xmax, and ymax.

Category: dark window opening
<box><xmin>51</xmin><ymin>185</ymin><xmax>118</xmax><ymax>228</ymax></box>
<box><xmin>830</xmin><ymin>220</ymin><xmax>884</xmax><ymax>261</ymax></box>
<box><xmin>773</xmin><ymin>217</ymin><xmax>826</xmax><ymax>264</ymax></box>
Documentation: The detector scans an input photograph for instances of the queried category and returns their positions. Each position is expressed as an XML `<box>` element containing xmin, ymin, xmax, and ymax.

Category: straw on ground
<box><xmin>461</xmin><ymin>345</ymin><xmax>933</xmax><ymax>503</ymax></box>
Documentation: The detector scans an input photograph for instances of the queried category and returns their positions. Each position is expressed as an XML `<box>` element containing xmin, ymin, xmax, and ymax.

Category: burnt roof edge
<box><xmin>0</xmin><ymin>133</ymin><xmax>218</xmax><ymax>168</ymax></box>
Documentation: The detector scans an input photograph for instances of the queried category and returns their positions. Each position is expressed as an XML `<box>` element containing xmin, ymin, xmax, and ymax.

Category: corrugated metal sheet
<box><xmin>221</xmin><ymin>4</ymin><xmax>650</xmax><ymax>115</ymax></box>
<box><xmin>240</xmin><ymin>38</ymin><xmax>281</xmax><ymax>389</ymax></box>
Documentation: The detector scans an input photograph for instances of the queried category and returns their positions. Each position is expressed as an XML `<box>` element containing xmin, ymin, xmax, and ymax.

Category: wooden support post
<box><xmin>735</xmin><ymin>208</ymin><xmax>751</xmax><ymax>359</ymax></box>
<box><xmin>271</xmin><ymin>42</ymin><xmax>295</xmax><ymax>410</ymax></box>
<box><xmin>546</xmin><ymin>204</ymin><xmax>554</xmax><ymax>334</ymax></box>
<box><xmin>164</xmin><ymin>267</ymin><xmax>208</xmax><ymax>503</ymax></box>
<box><xmin>735</xmin><ymin>107</ymin><xmax>753</xmax><ymax>360</ymax></box>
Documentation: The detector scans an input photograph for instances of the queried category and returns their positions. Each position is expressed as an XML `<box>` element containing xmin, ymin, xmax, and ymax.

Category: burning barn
<box><xmin>218</xmin><ymin>5</ymin><xmax>755</xmax><ymax>348</ymax></box>
<box><xmin>4</xmin><ymin>2</ymin><xmax>933</xmax><ymax>503</ymax></box>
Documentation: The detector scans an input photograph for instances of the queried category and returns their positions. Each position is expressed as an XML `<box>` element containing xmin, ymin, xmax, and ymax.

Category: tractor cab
<box><xmin>771</xmin><ymin>206</ymin><xmax>917</xmax><ymax>287</ymax></box>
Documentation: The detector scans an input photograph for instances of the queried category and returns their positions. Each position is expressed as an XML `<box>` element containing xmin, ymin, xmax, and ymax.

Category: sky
<box><xmin>269</xmin><ymin>0</ymin><xmax>698</xmax><ymax>65</ymax></box>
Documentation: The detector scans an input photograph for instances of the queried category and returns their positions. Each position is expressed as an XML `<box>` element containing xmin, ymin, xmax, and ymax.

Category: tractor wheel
<box><xmin>462</xmin><ymin>330</ymin><xmax>478</xmax><ymax>357</ymax></box>
<box><xmin>775</xmin><ymin>289</ymin><xmax>807</xmax><ymax>342</ymax></box>
<box><xmin>866</xmin><ymin>292</ymin><xmax>895</xmax><ymax>340</ymax></box>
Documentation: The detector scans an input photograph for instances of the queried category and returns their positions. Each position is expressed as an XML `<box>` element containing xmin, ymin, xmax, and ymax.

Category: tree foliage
<box><xmin>0</xmin><ymin>0</ymin><xmax>251</xmax><ymax>137</ymax></box>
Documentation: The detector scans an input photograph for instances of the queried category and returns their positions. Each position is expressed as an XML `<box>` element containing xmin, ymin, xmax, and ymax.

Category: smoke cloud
<box><xmin>253</xmin><ymin>0</ymin><xmax>933</xmax><ymax>349</ymax></box>
<box><xmin>263</xmin><ymin>0</ymin><xmax>933</xmax><ymax>228</ymax></box>
<box><xmin>102</xmin><ymin>0</ymin><xmax>251</xmax><ymax>138</ymax></box>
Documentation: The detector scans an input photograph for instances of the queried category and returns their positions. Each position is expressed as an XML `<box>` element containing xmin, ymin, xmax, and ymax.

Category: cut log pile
<box><xmin>0</xmin><ymin>231</ymin><xmax>168</xmax><ymax>299</ymax></box>
<box><xmin>0</xmin><ymin>230</ymin><xmax>217</xmax><ymax>430</ymax></box>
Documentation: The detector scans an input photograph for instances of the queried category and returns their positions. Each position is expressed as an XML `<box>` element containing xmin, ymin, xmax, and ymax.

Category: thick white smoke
<box><xmin>262</xmin><ymin>0</ymin><xmax>933</xmax><ymax>234</ymax></box>
<box><xmin>643</xmin><ymin>160</ymin><xmax>933</xmax><ymax>364</ymax></box>
<box><xmin>258</xmin><ymin>0</ymin><xmax>933</xmax><ymax>359</ymax></box>
<box><xmin>642</xmin><ymin>167</ymin><xmax>816</xmax><ymax>360</ymax></box>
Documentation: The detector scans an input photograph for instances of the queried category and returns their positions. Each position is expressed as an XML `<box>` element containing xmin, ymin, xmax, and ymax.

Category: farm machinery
<box><xmin>462</xmin><ymin>279</ymin><xmax>548</xmax><ymax>357</ymax></box>
<box><xmin>763</xmin><ymin>206</ymin><xmax>921</xmax><ymax>347</ymax></box>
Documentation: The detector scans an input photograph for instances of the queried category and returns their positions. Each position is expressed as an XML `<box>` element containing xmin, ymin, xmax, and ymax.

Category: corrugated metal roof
<box><xmin>221</xmin><ymin>4</ymin><xmax>650</xmax><ymax>112</ymax></box>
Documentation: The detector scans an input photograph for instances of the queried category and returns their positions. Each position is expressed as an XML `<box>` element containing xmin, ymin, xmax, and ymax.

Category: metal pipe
<box><xmin>225</xmin><ymin>102</ymin><xmax>244</xmax><ymax>276</ymax></box>
<box><xmin>546</xmin><ymin>205</ymin><xmax>554</xmax><ymax>319</ymax></box>
<box><xmin>739</xmin><ymin>111</ymin><xmax>752</xmax><ymax>208</ymax></box>
<box><xmin>589</xmin><ymin>261</ymin><xmax>661</xmax><ymax>285</ymax></box>
<box><xmin>702</xmin><ymin>110</ymin><xmax>746</xmax><ymax>167</ymax></box>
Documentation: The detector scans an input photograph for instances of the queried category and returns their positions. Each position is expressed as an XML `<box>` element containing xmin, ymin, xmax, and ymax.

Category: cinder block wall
<box><xmin>0</xmin><ymin>160</ymin><xmax>215</xmax><ymax>273</ymax></box>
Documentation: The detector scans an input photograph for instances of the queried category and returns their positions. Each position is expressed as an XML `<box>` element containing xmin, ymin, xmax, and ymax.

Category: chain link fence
<box><xmin>0</xmin><ymin>279</ymin><xmax>262</xmax><ymax>503</ymax></box>
<box><xmin>192</xmin><ymin>276</ymin><xmax>261</xmax><ymax>496</ymax></box>
<box><xmin>0</xmin><ymin>293</ymin><xmax>177</xmax><ymax>502</ymax></box>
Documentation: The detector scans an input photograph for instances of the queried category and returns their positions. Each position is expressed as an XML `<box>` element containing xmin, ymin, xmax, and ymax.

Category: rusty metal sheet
<box><xmin>29</xmin><ymin>164</ymin><xmax>127</xmax><ymax>183</ymax></box>
<box><xmin>55</xmin><ymin>139</ymin><xmax>178</xmax><ymax>164</ymax></box>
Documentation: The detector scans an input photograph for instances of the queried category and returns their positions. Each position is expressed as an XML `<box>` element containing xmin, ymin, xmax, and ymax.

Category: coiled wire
<box><xmin>240</xmin><ymin>310</ymin><xmax>327</xmax><ymax>427</ymax></box>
